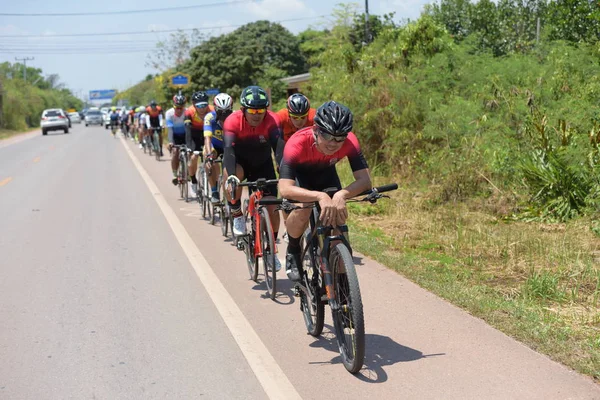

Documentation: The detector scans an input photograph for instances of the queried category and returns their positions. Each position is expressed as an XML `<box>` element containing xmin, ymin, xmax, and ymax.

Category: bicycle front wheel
<box><xmin>181</xmin><ymin>156</ymin><xmax>188</xmax><ymax>202</ymax></box>
<box><xmin>154</xmin><ymin>132</ymin><xmax>161</xmax><ymax>161</ymax></box>
<box><xmin>243</xmin><ymin>200</ymin><xmax>258</xmax><ymax>281</ymax></box>
<box><xmin>260</xmin><ymin>208</ymin><xmax>276</xmax><ymax>300</ymax></box>
<box><xmin>330</xmin><ymin>243</ymin><xmax>365</xmax><ymax>374</ymax></box>
<box><xmin>300</xmin><ymin>230</ymin><xmax>324</xmax><ymax>336</ymax></box>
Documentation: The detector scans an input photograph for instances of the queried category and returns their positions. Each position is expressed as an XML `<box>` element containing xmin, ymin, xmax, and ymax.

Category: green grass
<box><xmin>348</xmin><ymin>220</ymin><xmax>600</xmax><ymax>379</ymax></box>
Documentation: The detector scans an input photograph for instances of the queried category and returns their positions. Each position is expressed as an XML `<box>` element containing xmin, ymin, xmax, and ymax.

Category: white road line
<box><xmin>119</xmin><ymin>137</ymin><xmax>302</xmax><ymax>400</ymax></box>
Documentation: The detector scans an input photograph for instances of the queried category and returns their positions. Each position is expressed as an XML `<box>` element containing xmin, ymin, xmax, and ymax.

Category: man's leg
<box><xmin>223</xmin><ymin>164</ymin><xmax>245</xmax><ymax>235</ymax></box>
<box><xmin>171</xmin><ymin>148</ymin><xmax>180</xmax><ymax>185</ymax></box>
<box><xmin>284</xmin><ymin>207</ymin><xmax>312</xmax><ymax>281</ymax></box>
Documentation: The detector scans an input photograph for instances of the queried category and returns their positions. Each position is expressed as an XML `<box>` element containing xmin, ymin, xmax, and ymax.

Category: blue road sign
<box><xmin>206</xmin><ymin>88</ymin><xmax>220</xmax><ymax>96</ymax></box>
<box><xmin>89</xmin><ymin>90</ymin><xmax>116</xmax><ymax>100</ymax></box>
<box><xmin>171</xmin><ymin>74</ymin><xmax>190</xmax><ymax>86</ymax></box>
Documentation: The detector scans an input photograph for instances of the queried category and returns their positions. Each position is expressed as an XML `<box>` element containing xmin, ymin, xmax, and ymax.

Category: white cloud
<box><xmin>0</xmin><ymin>24</ymin><xmax>28</xmax><ymax>35</ymax></box>
<box><xmin>244</xmin><ymin>0</ymin><xmax>314</xmax><ymax>19</ymax></box>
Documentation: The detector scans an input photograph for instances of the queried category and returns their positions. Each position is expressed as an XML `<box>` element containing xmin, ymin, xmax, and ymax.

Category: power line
<box><xmin>0</xmin><ymin>16</ymin><xmax>326</xmax><ymax>38</ymax></box>
<box><xmin>0</xmin><ymin>0</ymin><xmax>250</xmax><ymax>17</ymax></box>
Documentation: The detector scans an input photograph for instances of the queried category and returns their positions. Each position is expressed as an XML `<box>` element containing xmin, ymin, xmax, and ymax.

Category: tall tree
<box><xmin>183</xmin><ymin>21</ymin><xmax>306</xmax><ymax>101</ymax></box>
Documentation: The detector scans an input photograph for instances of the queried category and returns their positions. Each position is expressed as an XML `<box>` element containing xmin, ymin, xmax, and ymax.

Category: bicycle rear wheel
<box><xmin>300</xmin><ymin>229</ymin><xmax>324</xmax><ymax>336</ymax></box>
<box><xmin>260</xmin><ymin>208</ymin><xmax>276</xmax><ymax>300</ymax></box>
<box><xmin>330</xmin><ymin>243</ymin><xmax>365</xmax><ymax>374</ymax></box>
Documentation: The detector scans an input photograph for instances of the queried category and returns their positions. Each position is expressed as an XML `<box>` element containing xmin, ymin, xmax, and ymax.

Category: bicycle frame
<box><xmin>236</xmin><ymin>178</ymin><xmax>280</xmax><ymax>257</ymax></box>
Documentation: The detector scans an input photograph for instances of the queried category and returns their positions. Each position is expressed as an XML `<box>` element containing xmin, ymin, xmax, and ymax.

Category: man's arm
<box><xmin>336</xmin><ymin>168</ymin><xmax>372</xmax><ymax>200</ymax></box>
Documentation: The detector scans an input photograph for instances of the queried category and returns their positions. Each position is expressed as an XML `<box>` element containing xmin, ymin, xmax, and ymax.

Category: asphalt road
<box><xmin>1</xmin><ymin>125</ymin><xmax>599</xmax><ymax>399</ymax></box>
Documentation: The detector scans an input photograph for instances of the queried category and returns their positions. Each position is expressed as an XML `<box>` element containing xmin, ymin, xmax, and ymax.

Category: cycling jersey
<box><xmin>223</xmin><ymin>110</ymin><xmax>284</xmax><ymax>176</ymax></box>
<box><xmin>279</xmin><ymin>128</ymin><xmax>368</xmax><ymax>190</ymax></box>
<box><xmin>145</xmin><ymin>106</ymin><xmax>163</xmax><ymax>130</ymax></box>
<box><xmin>203</xmin><ymin>111</ymin><xmax>224</xmax><ymax>151</ymax></box>
<box><xmin>165</xmin><ymin>108</ymin><xmax>186</xmax><ymax>143</ymax></box>
<box><xmin>275</xmin><ymin>108</ymin><xmax>316</xmax><ymax>142</ymax></box>
<box><xmin>185</xmin><ymin>105</ymin><xmax>214</xmax><ymax>131</ymax></box>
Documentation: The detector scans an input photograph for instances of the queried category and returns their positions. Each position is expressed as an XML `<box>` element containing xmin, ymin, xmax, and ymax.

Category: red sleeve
<box><xmin>343</xmin><ymin>132</ymin><xmax>369</xmax><ymax>171</ymax></box>
<box><xmin>279</xmin><ymin>135</ymin><xmax>303</xmax><ymax>181</ymax></box>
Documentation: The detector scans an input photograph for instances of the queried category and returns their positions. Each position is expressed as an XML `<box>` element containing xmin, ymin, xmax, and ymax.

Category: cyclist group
<box><xmin>120</xmin><ymin>85</ymin><xmax>372</xmax><ymax>283</ymax></box>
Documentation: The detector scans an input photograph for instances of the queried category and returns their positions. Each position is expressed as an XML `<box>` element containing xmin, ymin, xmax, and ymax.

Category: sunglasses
<box><xmin>245</xmin><ymin>108</ymin><xmax>266</xmax><ymax>115</ymax></box>
<box><xmin>319</xmin><ymin>130</ymin><xmax>348</xmax><ymax>143</ymax></box>
<box><xmin>195</xmin><ymin>102</ymin><xmax>209</xmax><ymax>109</ymax></box>
<box><xmin>290</xmin><ymin>112</ymin><xmax>308</xmax><ymax>120</ymax></box>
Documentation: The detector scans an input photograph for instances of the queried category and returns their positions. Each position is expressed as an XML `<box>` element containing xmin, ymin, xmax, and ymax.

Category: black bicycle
<box><xmin>259</xmin><ymin>183</ymin><xmax>397</xmax><ymax>373</ymax></box>
<box><xmin>173</xmin><ymin>144</ymin><xmax>189</xmax><ymax>201</ymax></box>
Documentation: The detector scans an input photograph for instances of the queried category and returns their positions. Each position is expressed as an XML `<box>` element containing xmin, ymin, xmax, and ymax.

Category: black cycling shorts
<box><xmin>190</xmin><ymin>129</ymin><xmax>204</xmax><ymax>153</ymax></box>
<box><xmin>173</xmin><ymin>134</ymin><xmax>186</xmax><ymax>145</ymax></box>
<box><xmin>239</xmin><ymin>158</ymin><xmax>278</xmax><ymax>197</ymax></box>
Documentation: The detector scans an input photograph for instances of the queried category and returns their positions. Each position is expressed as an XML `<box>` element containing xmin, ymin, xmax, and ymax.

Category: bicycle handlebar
<box><xmin>257</xmin><ymin>183</ymin><xmax>398</xmax><ymax>206</ymax></box>
<box><xmin>238</xmin><ymin>178</ymin><xmax>279</xmax><ymax>188</ymax></box>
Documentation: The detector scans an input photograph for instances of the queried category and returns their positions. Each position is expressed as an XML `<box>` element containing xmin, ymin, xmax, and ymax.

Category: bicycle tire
<box><xmin>243</xmin><ymin>199</ymin><xmax>258</xmax><ymax>281</ymax></box>
<box><xmin>300</xmin><ymin>229</ymin><xmax>325</xmax><ymax>336</ymax></box>
<box><xmin>210</xmin><ymin>203</ymin><xmax>216</xmax><ymax>225</ymax></box>
<box><xmin>182</xmin><ymin>154</ymin><xmax>188</xmax><ymax>202</ymax></box>
<box><xmin>330</xmin><ymin>243</ymin><xmax>365</xmax><ymax>374</ymax></box>
<box><xmin>219</xmin><ymin>175</ymin><xmax>229</xmax><ymax>236</ymax></box>
<box><xmin>178</xmin><ymin>155</ymin><xmax>185</xmax><ymax>200</ymax></box>
<box><xmin>260</xmin><ymin>208</ymin><xmax>276</xmax><ymax>300</ymax></box>
<box><xmin>154</xmin><ymin>132</ymin><xmax>161</xmax><ymax>161</ymax></box>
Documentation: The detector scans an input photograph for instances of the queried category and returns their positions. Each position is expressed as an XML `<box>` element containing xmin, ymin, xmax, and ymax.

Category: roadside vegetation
<box><xmin>0</xmin><ymin>63</ymin><xmax>82</xmax><ymax>133</ymax></box>
<box><xmin>120</xmin><ymin>0</ymin><xmax>600</xmax><ymax>379</ymax></box>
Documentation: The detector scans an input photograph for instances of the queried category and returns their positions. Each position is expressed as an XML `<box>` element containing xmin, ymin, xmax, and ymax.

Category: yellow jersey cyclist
<box><xmin>203</xmin><ymin>92</ymin><xmax>233</xmax><ymax>204</ymax></box>
<box><xmin>184</xmin><ymin>91</ymin><xmax>214</xmax><ymax>194</ymax></box>
<box><xmin>277</xmin><ymin>101</ymin><xmax>372</xmax><ymax>281</ymax></box>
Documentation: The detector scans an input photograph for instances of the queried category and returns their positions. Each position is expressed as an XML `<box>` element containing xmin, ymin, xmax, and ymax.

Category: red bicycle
<box><xmin>229</xmin><ymin>177</ymin><xmax>280</xmax><ymax>300</ymax></box>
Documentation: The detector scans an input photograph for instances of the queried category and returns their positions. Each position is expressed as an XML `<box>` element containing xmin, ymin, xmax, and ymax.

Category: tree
<box><xmin>183</xmin><ymin>21</ymin><xmax>306</xmax><ymax>102</ymax></box>
<box><xmin>546</xmin><ymin>0</ymin><xmax>600</xmax><ymax>43</ymax></box>
<box><xmin>146</xmin><ymin>29</ymin><xmax>205</xmax><ymax>72</ymax></box>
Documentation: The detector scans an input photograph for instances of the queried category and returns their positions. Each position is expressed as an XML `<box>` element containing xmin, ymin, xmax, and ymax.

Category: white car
<box><xmin>40</xmin><ymin>108</ymin><xmax>69</xmax><ymax>135</ymax></box>
<box><xmin>68</xmin><ymin>112</ymin><xmax>81</xmax><ymax>124</ymax></box>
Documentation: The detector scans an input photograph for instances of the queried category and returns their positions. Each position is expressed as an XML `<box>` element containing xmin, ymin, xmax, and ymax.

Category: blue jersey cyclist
<box><xmin>203</xmin><ymin>92</ymin><xmax>233</xmax><ymax>203</ymax></box>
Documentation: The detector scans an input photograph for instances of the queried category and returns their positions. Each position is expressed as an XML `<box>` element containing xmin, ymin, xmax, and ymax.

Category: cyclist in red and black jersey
<box><xmin>145</xmin><ymin>100</ymin><xmax>164</xmax><ymax>156</ymax></box>
<box><xmin>278</xmin><ymin>101</ymin><xmax>372</xmax><ymax>281</ymax></box>
<box><xmin>223</xmin><ymin>86</ymin><xmax>285</xmax><ymax>270</ymax></box>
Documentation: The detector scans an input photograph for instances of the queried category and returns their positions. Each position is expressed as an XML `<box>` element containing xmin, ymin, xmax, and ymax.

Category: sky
<box><xmin>0</xmin><ymin>0</ymin><xmax>433</xmax><ymax>102</ymax></box>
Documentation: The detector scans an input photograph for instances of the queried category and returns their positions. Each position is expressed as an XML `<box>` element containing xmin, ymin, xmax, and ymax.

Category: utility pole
<box><xmin>14</xmin><ymin>57</ymin><xmax>34</xmax><ymax>82</ymax></box>
<box><xmin>365</xmin><ymin>0</ymin><xmax>371</xmax><ymax>44</ymax></box>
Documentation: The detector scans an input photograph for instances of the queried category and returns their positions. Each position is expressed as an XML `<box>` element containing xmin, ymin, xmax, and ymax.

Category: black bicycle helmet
<box><xmin>286</xmin><ymin>93</ymin><xmax>310</xmax><ymax>115</ymax></box>
<box><xmin>172</xmin><ymin>93</ymin><xmax>186</xmax><ymax>107</ymax></box>
<box><xmin>192</xmin><ymin>91</ymin><xmax>209</xmax><ymax>105</ymax></box>
<box><xmin>314</xmin><ymin>101</ymin><xmax>353</xmax><ymax>136</ymax></box>
<box><xmin>149</xmin><ymin>100</ymin><xmax>157</xmax><ymax>107</ymax></box>
<box><xmin>240</xmin><ymin>85</ymin><xmax>269</xmax><ymax>109</ymax></box>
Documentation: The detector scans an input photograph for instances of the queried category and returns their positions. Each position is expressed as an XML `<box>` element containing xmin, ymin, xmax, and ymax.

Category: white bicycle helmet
<box><xmin>213</xmin><ymin>93</ymin><xmax>233</xmax><ymax>111</ymax></box>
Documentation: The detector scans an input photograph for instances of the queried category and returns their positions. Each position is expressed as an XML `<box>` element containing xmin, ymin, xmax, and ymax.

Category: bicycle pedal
<box><xmin>293</xmin><ymin>286</ymin><xmax>301</xmax><ymax>297</ymax></box>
